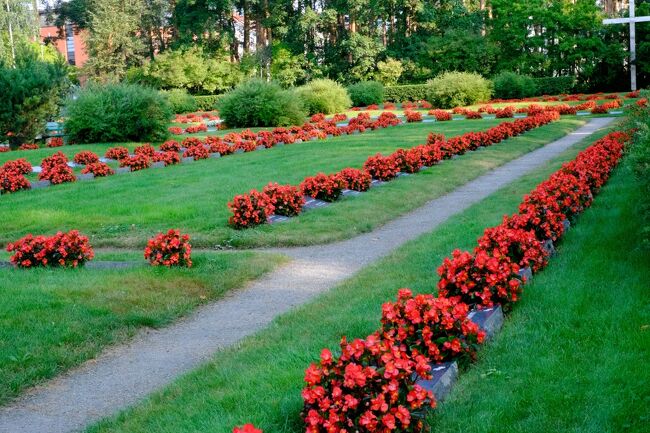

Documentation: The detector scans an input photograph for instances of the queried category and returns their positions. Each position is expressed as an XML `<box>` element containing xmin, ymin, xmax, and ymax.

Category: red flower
<box><xmin>228</xmin><ymin>189</ymin><xmax>275</xmax><ymax>229</ymax></box>
<box><xmin>105</xmin><ymin>146</ymin><xmax>129</xmax><ymax>160</ymax></box>
<box><xmin>73</xmin><ymin>151</ymin><xmax>100</xmax><ymax>165</ymax></box>
<box><xmin>263</xmin><ymin>183</ymin><xmax>304</xmax><ymax>216</ymax></box>
<box><xmin>232</xmin><ymin>424</ymin><xmax>263</xmax><ymax>433</ymax></box>
<box><xmin>335</xmin><ymin>168</ymin><xmax>372</xmax><ymax>191</ymax></box>
<box><xmin>300</xmin><ymin>173</ymin><xmax>344</xmax><ymax>202</ymax></box>
<box><xmin>81</xmin><ymin>162</ymin><xmax>114</xmax><ymax>177</ymax></box>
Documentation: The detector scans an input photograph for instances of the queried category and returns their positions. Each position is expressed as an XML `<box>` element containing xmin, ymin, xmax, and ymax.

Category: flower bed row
<box><xmin>292</xmin><ymin>128</ymin><xmax>631</xmax><ymax>433</ymax></box>
<box><xmin>227</xmin><ymin>112</ymin><xmax>561</xmax><ymax>229</ymax></box>
<box><xmin>0</xmin><ymin>112</ymin><xmax>408</xmax><ymax>195</ymax></box>
<box><xmin>6</xmin><ymin>229</ymin><xmax>193</xmax><ymax>269</ymax></box>
<box><xmin>232</xmin><ymin>127</ymin><xmax>631</xmax><ymax>433</ymax></box>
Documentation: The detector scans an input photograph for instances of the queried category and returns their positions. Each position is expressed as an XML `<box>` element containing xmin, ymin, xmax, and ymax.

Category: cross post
<box><xmin>603</xmin><ymin>0</ymin><xmax>650</xmax><ymax>91</ymax></box>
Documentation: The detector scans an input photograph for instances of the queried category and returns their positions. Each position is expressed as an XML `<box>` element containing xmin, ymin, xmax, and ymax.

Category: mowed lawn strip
<box><xmin>85</xmin><ymin>123</ymin><xmax>629</xmax><ymax>433</ymax></box>
<box><xmin>0</xmin><ymin>250</ymin><xmax>285</xmax><ymax>405</ymax></box>
<box><xmin>0</xmin><ymin>118</ymin><xmax>584</xmax><ymax>248</ymax></box>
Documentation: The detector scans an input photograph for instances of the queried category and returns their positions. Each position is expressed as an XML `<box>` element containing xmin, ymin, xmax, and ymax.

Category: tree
<box><xmin>0</xmin><ymin>48</ymin><xmax>69</xmax><ymax>148</ymax></box>
<box><xmin>83</xmin><ymin>0</ymin><xmax>145</xmax><ymax>82</ymax></box>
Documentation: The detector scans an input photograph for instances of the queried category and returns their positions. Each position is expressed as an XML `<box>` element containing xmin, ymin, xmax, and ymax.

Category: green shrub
<box><xmin>383</xmin><ymin>84</ymin><xmax>429</xmax><ymax>102</ymax></box>
<box><xmin>163</xmin><ymin>89</ymin><xmax>198</xmax><ymax>113</ymax></box>
<box><xmin>193</xmin><ymin>95</ymin><xmax>222</xmax><ymax>111</ymax></box>
<box><xmin>492</xmin><ymin>72</ymin><xmax>538</xmax><ymax>99</ymax></box>
<box><xmin>218</xmin><ymin>79</ymin><xmax>306</xmax><ymax>127</ymax></box>
<box><xmin>532</xmin><ymin>76</ymin><xmax>577</xmax><ymax>95</ymax></box>
<box><xmin>347</xmin><ymin>81</ymin><xmax>384</xmax><ymax>107</ymax></box>
<box><xmin>0</xmin><ymin>50</ymin><xmax>69</xmax><ymax>148</ymax></box>
<box><xmin>426</xmin><ymin>71</ymin><xmax>493</xmax><ymax>108</ymax></box>
<box><xmin>296</xmin><ymin>79</ymin><xmax>352</xmax><ymax>115</ymax></box>
<box><xmin>65</xmin><ymin>83</ymin><xmax>172</xmax><ymax>143</ymax></box>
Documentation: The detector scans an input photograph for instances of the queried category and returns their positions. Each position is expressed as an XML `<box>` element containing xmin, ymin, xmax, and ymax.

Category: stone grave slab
<box><xmin>99</xmin><ymin>157</ymin><xmax>113</xmax><ymax>163</ymax></box>
<box><xmin>422</xmin><ymin>118</ymin><xmax>436</xmax><ymax>123</ymax></box>
<box><xmin>151</xmin><ymin>161</ymin><xmax>165</xmax><ymax>168</ymax></box>
<box><xmin>415</xmin><ymin>362</ymin><xmax>459</xmax><ymax>402</ymax></box>
<box><xmin>302</xmin><ymin>196</ymin><xmax>330</xmax><ymax>210</ymax></box>
<box><xmin>78</xmin><ymin>173</ymin><xmax>94</xmax><ymax>181</ymax></box>
<box><xmin>341</xmin><ymin>189</ymin><xmax>363</xmax><ymax>197</ymax></box>
<box><xmin>468</xmin><ymin>305</ymin><xmax>504</xmax><ymax>340</ymax></box>
<box><xmin>182</xmin><ymin>157</ymin><xmax>195</xmax><ymax>163</ymax></box>
<box><xmin>517</xmin><ymin>266</ymin><xmax>533</xmax><ymax>284</ymax></box>
<box><xmin>370</xmin><ymin>179</ymin><xmax>386</xmax><ymax>187</ymax></box>
<box><xmin>610</xmin><ymin>110</ymin><xmax>623</xmax><ymax>115</ymax></box>
<box><xmin>268</xmin><ymin>214</ymin><xmax>291</xmax><ymax>224</ymax></box>
<box><xmin>30</xmin><ymin>180</ymin><xmax>51</xmax><ymax>189</ymax></box>
<box><xmin>210</xmin><ymin>152</ymin><xmax>221</xmax><ymax>158</ymax></box>
<box><xmin>86</xmin><ymin>261</ymin><xmax>138</xmax><ymax>270</ymax></box>
<box><xmin>577</xmin><ymin>111</ymin><xmax>590</xmax><ymax>116</ymax></box>
<box><xmin>562</xmin><ymin>219</ymin><xmax>571</xmax><ymax>232</ymax></box>
<box><xmin>542</xmin><ymin>239</ymin><xmax>556</xmax><ymax>256</ymax></box>
<box><xmin>396</xmin><ymin>172</ymin><xmax>411</xmax><ymax>177</ymax></box>
<box><xmin>180</xmin><ymin>147</ymin><xmax>187</xmax><ymax>153</ymax></box>
<box><xmin>275</xmin><ymin>142</ymin><xmax>284</xmax><ymax>147</ymax></box>
<box><xmin>116</xmin><ymin>167</ymin><xmax>131</xmax><ymax>174</ymax></box>
<box><xmin>234</xmin><ymin>149</ymin><xmax>244</xmax><ymax>154</ymax></box>
<box><xmin>295</xmin><ymin>139</ymin><xmax>303</xmax><ymax>143</ymax></box>
<box><xmin>32</xmin><ymin>166</ymin><xmax>42</xmax><ymax>173</ymax></box>
<box><xmin>255</xmin><ymin>145</ymin><xmax>266</xmax><ymax>151</ymax></box>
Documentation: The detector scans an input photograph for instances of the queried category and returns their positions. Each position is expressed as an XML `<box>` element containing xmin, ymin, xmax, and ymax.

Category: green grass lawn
<box><xmin>0</xmin><ymin>250</ymin><xmax>285</xmax><ymax>405</ymax></box>
<box><xmin>0</xmin><ymin>118</ymin><xmax>584</xmax><ymax>248</ymax></box>
<box><xmin>84</xmin><ymin>120</ymin><xmax>646</xmax><ymax>433</ymax></box>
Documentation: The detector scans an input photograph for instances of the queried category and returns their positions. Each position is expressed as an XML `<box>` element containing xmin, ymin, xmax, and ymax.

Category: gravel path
<box><xmin>0</xmin><ymin>117</ymin><xmax>615</xmax><ymax>433</ymax></box>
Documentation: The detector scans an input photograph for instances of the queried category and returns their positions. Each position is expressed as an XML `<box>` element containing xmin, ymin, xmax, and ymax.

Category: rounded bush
<box><xmin>296</xmin><ymin>79</ymin><xmax>352</xmax><ymax>115</ymax></box>
<box><xmin>162</xmin><ymin>88</ymin><xmax>198</xmax><ymax>114</ymax></box>
<box><xmin>426</xmin><ymin>72</ymin><xmax>493</xmax><ymax>109</ymax></box>
<box><xmin>347</xmin><ymin>81</ymin><xmax>384</xmax><ymax>107</ymax></box>
<box><xmin>218</xmin><ymin>79</ymin><xmax>306</xmax><ymax>128</ymax></box>
<box><xmin>492</xmin><ymin>72</ymin><xmax>538</xmax><ymax>99</ymax></box>
<box><xmin>65</xmin><ymin>83</ymin><xmax>172</xmax><ymax>143</ymax></box>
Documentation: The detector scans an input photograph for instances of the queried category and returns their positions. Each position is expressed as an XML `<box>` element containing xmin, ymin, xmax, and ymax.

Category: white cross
<box><xmin>603</xmin><ymin>0</ymin><xmax>650</xmax><ymax>91</ymax></box>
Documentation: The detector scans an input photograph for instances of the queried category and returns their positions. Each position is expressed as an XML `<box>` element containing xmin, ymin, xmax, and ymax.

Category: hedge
<box><xmin>532</xmin><ymin>76</ymin><xmax>576</xmax><ymax>95</ymax></box>
<box><xmin>193</xmin><ymin>95</ymin><xmax>223</xmax><ymax>111</ymax></box>
<box><xmin>383</xmin><ymin>84</ymin><xmax>429</xmax><ymax>102</ymax></box>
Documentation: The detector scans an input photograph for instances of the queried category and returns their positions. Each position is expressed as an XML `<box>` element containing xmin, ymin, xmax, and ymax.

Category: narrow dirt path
<box><xmin>0</xmin><ymin>118</ymin><xmax>615</xmax><ymax>433</ymax></box>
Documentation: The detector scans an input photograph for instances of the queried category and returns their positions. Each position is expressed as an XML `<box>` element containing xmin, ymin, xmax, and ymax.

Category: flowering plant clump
<box><xmin>134</xmin><ymin>143</ymin><xmax>157</xmax><ymax>157</ymax></box>
<box><xmin>182</xmin><ymin>137</ymin><xmax>204</xmax><ymax>148</ymax></box>
<box><xmin>73</xmin><ymin>151</ymin><xmax>100</xmax><ymax>165</ymax></box>
<box><xmin>380</xmin><ymin>289</ymin><xmax>485</xmax><ymax>364</ymax></box>
<box><xmin>3</xmin><ymin>158</ymin><xmax>32</xmax><ymax>175</ymax></box>
<box><xmin>105</xmin><ymin>146</ymin><xmax>129</xmax><ymax>160</ymax></box>
<box><xmin>183</xmin><ymin>145</ymin><xmax>210</xmax><ymax>160</ymax></box>
<box><xmin>417</xmin><ymin>144</ymin><xmax>443</xmax><ymax>166</ymax></box>
<box><xmin>0</xmin><ymin>166</ymin><xmax>31</xmax><ymax>193</ymax></box>
<box><xmin>228</xmin><ymin>189</ymin><xmax>275</xmax><ymax>229</ymax></box>
<box><xmin>437</xmin><ymin>248</ymin><xmax>522</xmax><ymax>308</ymax></box>
<box><xmin>263</xmin><ymin>183</ymin><xmax>304</xmax><ymax>216</ymax></box>
<box><xmin>119</xmin><ymin>154</ymin><xmax>151</xmax><ymax>172</ymax></box>
<box><xmin>39</xmin><ymin>152</ymin><xmax>76</xmax><ymax>184</ymax></box>
<box><xmin>185</xmin><ymin>124</ymin><xmax>208</xmax><ymax>134</ymax></box>
<box><xmin>81</xmin><ymin>162</ymin><xmax>114</xmax><ymax>177</ymax></box>
<box><xmin>144</xmin><ymin>229</ymin><xmax>192</xmax><ymax>267</ymax></box>
<box><xmin>168</xmin><ymin>126</ymin><xmax>183</xmax><ymax>135</ymax></box>
<box><xmin>363</xmin><ymin>154</ymin><xmax>400</xmax><ymax>181</ymax></box>
<box><xmin>206</xmin><ymin>136</ymin><xmax>234</xmax><ymax>155</ymax></box>
<box><xmin>392</xmin><ymin>148</ymin><xmax>422</xmax><ymax>173</ymax></box>
<box><xmin>302</xmin><ymin>335</ymin><xmax>435</xmax><ymax>433</ymax></box>
<box><xmin>464</xmin><ymin>111</ymin><xmax>483</xmax><ymax>119</ymax></box>
<box><xmin>404</xmin><ymin>111</ymin><xmax>423</xmax><ymax>122</ymax></box>
<box><xmin>336</xmin><ymin>168</ymin><xmax>372</xmax><ymax>191</ymax></box>
<box><xmin>495</xmin><ymin>107</ymin><xmax>514</xmax><ymax>118</ymax></box>
<box><xmin>428</xmin><ymin>109</ymin><xmax>452</xmax><ymax>121</ymax></box>
<box><xmin>152</xmin><ymin>151</ymin><xmax>181</xmax><ymax>166</ymax></box>
<box><xmin>159</xmin><ymin>140</ymin><xmax>181</xmax><ymax>152</ymax></box>
<box><xmin>7</xmin><ymin>230</ymin><xmax>94</xmax><ymax>268</ymax></box>
<box><xmin>18</xmin><ymin>143</ymin><xmax>39</xmax><ymax>150</ymax></box>
<box><xmin>383</xmin><ymin>103</ymin><xmax>396</xmax><ymax>110</ymax></box>
<box><xmin>476</xmin><ymin>223</ymin><xmax>548</xmax><ymax>273</ymax></box>
<box><xmin>300</xmin><ymin>173</ymin><xmax>344</xmax><ymax>202</ymax></box>
<box><xmin>47</xmin><ymin>137</ymin><xmax>64</xmax><ymax>147</ymax></box>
